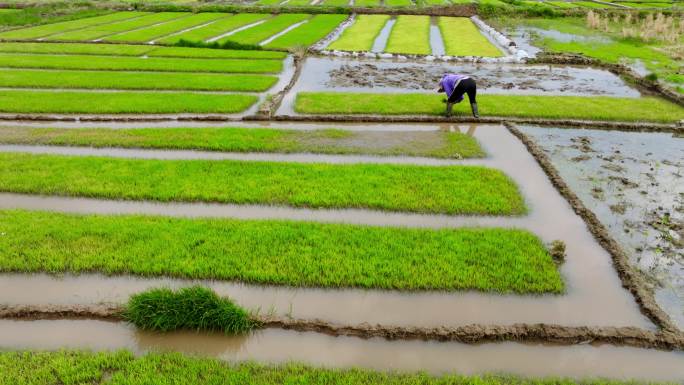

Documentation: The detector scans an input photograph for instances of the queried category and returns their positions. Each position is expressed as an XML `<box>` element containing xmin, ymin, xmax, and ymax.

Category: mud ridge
<box><xmin>1</xmin><ymin>304</ymin><xmax>682</xmax><ymax>350</ymax></box>
<box><xmin>530</xmin><ymin>53</ymin><xmax>684</xmax><ymax>108</ymax></box>
<box><xmin>275</xmin><ymin>115</ymin><xmax>681</xmax><ymax>132</ymax></box>
<box><xmin>254</xmin><ymin>54</ymin><xmax>305</xmax><ymax>119</ymax></box>
<box><xmin>505</xmin><ymin>122</ymin><xmax>682</xmax><ymax>335</ymax></box>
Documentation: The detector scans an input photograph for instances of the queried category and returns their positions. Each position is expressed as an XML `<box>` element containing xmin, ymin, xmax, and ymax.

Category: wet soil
<box><xmin>324</xmin><ymin>60</ymin><xmax>640</xmax><ymax>97</ymax></box>
<box><xmin>518</xmin><ymin>125</ymin><xmax>684</xmax><ymax>331</ymax></box>
<box><xmin>0</xmin><ymin>125</ymin><xmax>653</xmax><ymax>330</ymax></box>
<box><xmin>1</xmin><ymin>319</ymin><xmax>683</xmax><ymax>380</ymax></box>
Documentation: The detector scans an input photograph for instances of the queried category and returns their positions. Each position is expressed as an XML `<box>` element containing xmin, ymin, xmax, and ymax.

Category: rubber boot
<box><xmin>446</xmin><ymin>103</ymin><xmax>454</xmax><ymax>118</ymax></box>
<box><xmin>471</xmin><ymin>103</ymin><xmax>479</xmax><ymax>118</ymax></box>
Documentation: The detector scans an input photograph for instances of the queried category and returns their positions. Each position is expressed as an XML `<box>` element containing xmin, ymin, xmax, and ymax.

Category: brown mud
<box><xmin>1</xmin><ymin>304</ymin><xmax>682</xmax><ymax>350</ymax></box>
<box><xmin>325</xmin><ymin>62</ymin><xmax>637</xmax><ymax>96</ymax></box>
<box><xmin>505</xmin><ymin>122</ymin><xmax>680</xmax><ymax>334</ymax></box>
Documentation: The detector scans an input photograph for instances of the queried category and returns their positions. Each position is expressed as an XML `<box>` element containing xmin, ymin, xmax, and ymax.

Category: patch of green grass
<box><xmin>125</xmin><ymin>286</ymin><xmax>256</xmax><ymax>333</ymax></box>
<box><xmin>385</xmin><ymin>0</ymin><xmax>415</xmax><ymax>5</ymax></box>
<box><xmin>385</xmin><ymin>15</ymin><xmax>431</xmax><ymax>55</ymax></box>
<box><xmin>575</xmin><ymin>1</ymin><xmax>616</xmax><ymax>7</ymax></box>
<box><xmin>217</xmin><ymin>14</ymin><xmax>310</xmax><ymax>45</ymax></box>
<box><xmin>0</xmin><ymin>41</ymin><xmax>286</xmax><ymax>59</ymax></box>
<box><xmin>295</xmin><ymin>92</ymin><xmax>684</xmax><ymax>123</ymax></box>
<box><xmin>438</xmin><ymin>17</ymin><xmax>503</xmax><ymax>57</ymax></box>
<box><xmin>0</xmin><ymin>210</ymin><xmax>559</xmax><ymax>292</ymax></box>
<box><xmin>147</xmin><ymin>45</ymin><xmax>287</xmax><ymax>59</ymax></box>
<box><xmin>354</xmin><ymin>0</ymin><xmax>381</xmax><ymax>5</ymax></box>
<box><xmin>0</xmin><ymin>41</ymin><xmax>154</xmax><ymax>55</ymax></box>
<box><xmin>0</xmin><ymin>153</ymin><xmax>525</xmax><ymax>215</ymax></box>
<box><xmin>0</xmin><ymin>53</ymin><xmax>283</xmax><ymax>73</ymax></box>
<box><xmin>264</xmin><ymin>14</ymin><xmax>347</xmax><ymax>50</ymax></box>
<box><xmin>8</xmin><ymin>350</ymin><xmax>675</xmax><ymax>385</ymax></box>
<box><xmin>46</xmin><ymin>12</ymin><xmax>187</xmax><ymax>41</ymax></box>
<box><xmin>322</xmin><ymin>0</ymin><xmax>352</xmax><ymax>5</ymax></box>
<box><xmin>0</xmin><ymin>90</ymin><xmax>257</xmax><ymax>114</ymax></box>
<box><xmin>0</xmin><ymin>11</ymin><xmax>143</xmax><ymax>40</ymax></box>
<box><xmin>0</xmin><ymin>126</ymin><xmax>485</xmax><ymax>158</ymax></box>
<box><xmin>105</xmin><ymin>13</ymin><xmax>227</xmax><ymax>43</ymax></box>
<box><xmin>327</xmin><ymin>14</ymin><xmax>389</xmax><ymax>51</ymax></box>
<box><xmin>157</xmin><ymin>14</ymin><xmax>270</xmax><ymax>44</ymax></box>
<box><xmin>0</xmin><ymin>68</ymin><xmax>277</xmax><ymax>92</ymax></box>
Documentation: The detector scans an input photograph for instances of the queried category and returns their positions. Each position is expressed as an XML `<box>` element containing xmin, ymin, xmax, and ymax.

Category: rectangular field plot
<box><xmin>0</xmin><ymin>210</ymin><xmax>562</xmax><ymax>292</ymax></box>
<box><xmin>147</xmin><ymin>46</ymin><xmax>287</xmax><ymax>59</ymax></box>
<box><xmin>216</xmin><ymin>14</ymin><xmax>310</xmax><ymax>45</ymax></box>
<box><xmin>0</xmin><ymin>126</ymin><xmax>485</xmax><ymax>158</ymax></box>
<box><xmin>0</xmin><ymin>11</ymin><xmax>143</xmax><ymax>40</ymax></box>
<box><xmin>353</xmin><ymin>0</ymin><xmax>382</xmax><ymax>5</ymax></box>
<box><xmin>438</xmin><ymin>17</ymin><xmax>503</xmax><ymax>57</ymax></box>
<box><xmin>0</xmin><ymin>53</ymin><xmax>283</xmax><ymax>73</ymax></box>
<box><xmin>264</xmin><ymin>14</ymin><xmax>347</xmax><ymax>50</ymax></box>
<box><xmin>157</xmin><ymin>14</ymin><xmax>270</xmax><ymax>44</ymax></box>
<box><xmin>0</xmin><ymin>90</ymin><xmax>258</xmax><ymax>114</ymax></box>
<box><xmin>327</xmin><ymin>15</ymin><xmax>389</xmax><ymax>51</ymax></box>
<box><xmin>0</xmin><ymin>154</ymin><xmax>526</xmax><ymax>215</ymax></box>
<box><xmin>46</xmin><ymin>12</ymin><xmax>187</xmax><ymax>41</ymax></box>
<box><xmin>0</xmin><ymin>42</ymin><xmax>154</xmax><ymax>56</ymax></box>
<box><xmin>0</xmin><ymin>69</ymin><xmax>278</xmax><ymax>92</ymax></box>
<box><xmin>104</xmin><ymin>13</ymin><xmax>228</xmax><ymax>43</ymax></box>
<box><xmin>385</xmin><ymin>15</ymin><xmax>431</xmax><ymax>55</ymax></box>
<box><xmin>321</xmin><ymin>0</ymin><xmax>351</xmax><ymax>5</ymax></box>
<box><xmin>0</xmin><ymin>42</ymin><xmax>286</xmax><ymax>59</ymax></box>
<box><xmin>295</xmin><ymin>92</ymin><xmax>684</xmax><ymax>123</ymax></box>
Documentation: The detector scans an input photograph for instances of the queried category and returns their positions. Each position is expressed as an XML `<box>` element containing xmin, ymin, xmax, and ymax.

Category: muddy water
<box><xmin>519</xmin><ymin>125</ymin><xmax>684</xmax><ymax>330</ymax></box>
<box><xmin>0</xmin><ymin>144</ymin><xmax>472</xmax><ymax>165</ymax></box>
<box><xmin>0</xmin><ymin>320</ymin><xmax>683</xmax><ymax>380</ymax></box>
<box><xmin>371</xmin><ymin>17</ymin><xmax>395</xmax><ymax>53</ymax></box>
<box><xmin>277</xmin><ymin>56</ymin><xmax>639</xmax><ymax>115</ymax></box>
<box><xmin>429</xmin><ymin>16</ymin><xmax>445</xmax><ymax>56</ymax></box>
<box><xmin>0</xmin><ymin>124</ymin><xmax>653</xmax><ymax>329</ymax></box>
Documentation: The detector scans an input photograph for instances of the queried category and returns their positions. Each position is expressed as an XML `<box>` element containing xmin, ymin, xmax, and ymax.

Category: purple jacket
<box><xmin>439</xmin><ymin>74</ymin><xmax>470</xmax><ymax>102</ymax></box>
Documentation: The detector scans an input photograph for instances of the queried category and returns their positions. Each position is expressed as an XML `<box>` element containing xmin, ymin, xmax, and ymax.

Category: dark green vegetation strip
<box><xmin>125</xmin><ymin>286</ymin><xmax>256</xmax><ymax>333</ymax></box>
<box><xmin>0</xmin><ymin>69</ymin><xmax>278</xmax><ymax>92</ymax></box>
<box><xmin>0</xmin><ymin>90</ymin><xmax>257</xmax><ymax>114</ymax></box>
<box><xmin>0</xmin><ymin>11</ymin><xmax>143</xmax><ymax>40</ymax></box>
<box><xmin>295</xmin><ymin>93</ymin><xmax>684</xmax><ymax>123</ymax></box>
<box><xmin>0</xmin><ymin>53</ymin><xmax>282</xmax><ymax>73</ymax></box>
<box><xmin>0</xmin><ymin>210</ymin><xmax>558</xmax><ymax>292</ymax></box>
<box><xmin>264</xmin><ymin>14</ymin><xmax>347</xmax><ymax>50</ymax></box>
<box><xmin>0</xmin><ymin>42</ymin><xmax>287</xmax><ymax>59</ymax></box>
<box><xmin>2</xmin><ymin>350</ymin><xmax>669</xmax><ymax>385</ymax></box>
<box><xmin>0</xmin><ymin>154</ymin><xmax>524</xmax><ymax>215</ymax></box>
<box><xmin>0</xmin><ymin>127</ymin><xmax>485</xmax><ymax>159</ymax></box>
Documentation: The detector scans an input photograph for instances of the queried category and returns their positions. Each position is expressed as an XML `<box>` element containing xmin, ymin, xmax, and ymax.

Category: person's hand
<box><xmin>441</xmin><ymin>98</ymin><xmax>447</xmax><ymax>104</ymax></box>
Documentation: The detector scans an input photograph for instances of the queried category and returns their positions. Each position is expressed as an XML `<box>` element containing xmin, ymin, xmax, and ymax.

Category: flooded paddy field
<box><xmin>0</xmin><ymin>124</ymin><xmax>654</xmax><ymax>330</ymax></box>
<box><xmin>1</xmin><ymin>319</ymin><xmax>683</xmax><ymax>381</ymax></box>
<box><xmin>519</xmin><ymin>126</ymin><xmax>684</xmax><ymax>330</ymax></box>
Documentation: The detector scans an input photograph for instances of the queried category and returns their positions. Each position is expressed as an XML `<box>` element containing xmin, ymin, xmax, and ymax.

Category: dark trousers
<box><xmin>448</xmin><ymin>78</ymin><xmax>477</xmax><ymax>104</ymax></box>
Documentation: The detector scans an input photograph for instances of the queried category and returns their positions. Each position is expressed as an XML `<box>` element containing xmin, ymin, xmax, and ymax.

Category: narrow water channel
<box><xmin>0</xmin><ymin>320</ymin><xmax>682</xmax><ymax>381</ymax></box>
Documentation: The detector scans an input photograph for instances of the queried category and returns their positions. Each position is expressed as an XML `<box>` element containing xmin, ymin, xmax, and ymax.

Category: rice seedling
<box><xmin>156</xmin><ymin>13</ymin><xmax>270</xmax><ymax>44</ymax></box>
<box><xmin>104</xmin><ymin>13</ymin><xmax>227</xmax><ymax>43</ymax></box>
<box><xmin>263</xmin><ymin>14</ymin><xmax>347</xmax><ymax>50</ymax></box>
<box><xmin>215</xmin><ymin>14</ymin><xmax>310</xmax><ymax>45</ymax></box>
<box><xmin>0</xmin><ymin>11</ymin><xmax>142</xmax><ymax>40</ymax></box>
<box><xmin>385</xmin><ymin>15</ymin><xmax>431</xmax><ymax>55</ymax></box>
<box><xmin>125</xmin><ymin>286</ymin><xmax>256</xmax><ymax>334</ymax></box>
<box><xmin>46</xmin><ymin>12</ymin><xmax>187</xmax><ymax>41</ymax></box>
<box><xmin>438</xmin><ymin>17</ymin><xmax>503</xmax><ymax>57</ymax></box>
<box><xmin>327</xmin><ymin>14</ymin><xmax>390</xmax><ymax>51</ymax></box>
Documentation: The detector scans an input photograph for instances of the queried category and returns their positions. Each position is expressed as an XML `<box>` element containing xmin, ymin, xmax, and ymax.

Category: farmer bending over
<box><xmin>437</xmin><ymin>74</ymin><xmax>478</xmax><ymax>118</ymax></box>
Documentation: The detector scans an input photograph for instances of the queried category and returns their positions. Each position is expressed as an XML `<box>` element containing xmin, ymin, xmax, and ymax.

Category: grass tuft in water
<box><xmin>124</xmin><ymin>286</ymin><xmax>257</xmax><ymax>334</ymax></box>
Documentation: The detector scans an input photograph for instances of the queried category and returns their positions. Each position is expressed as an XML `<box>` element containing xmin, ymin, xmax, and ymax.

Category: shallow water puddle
<box><xmin>0</xmin><ymin>319</ymin><xmax>682</xmax><ymax>380</ymax></box>
<box><xmin>429</xmin><ymin>16</ymin><xmax>445</xmax><ymax>57</ymax></box>
<box><xmin>519</xmin><ymin>125</ymin><xmax>684</xmax><ymax>330</ymax></box>
<box><xmin>371</xmin><ymin>17</ymin><xmax>395</xmax><ymax>53</ymax></box>
<box><xmin>0</xmin><ymin>124</ymin><xmax>653</xmax><ymax>329</ymax></box>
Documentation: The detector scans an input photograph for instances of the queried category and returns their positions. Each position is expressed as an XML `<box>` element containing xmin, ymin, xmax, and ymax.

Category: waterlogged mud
<box><xmin>1</xmin><ymin>319</ymin><xmax>683</xmax><ymax>380</ymax></box>
<box><xmin>0</xmin><ymin>125</ymin><xmax>653</xmax><ymax>330</ymax></box>
<box><xmin>518</xmin><ymin>125</ymin><xmax>684</xmax><ymax>331</ymax></box>
<box><xmin>323</xmin><ymin>60</ymin><xmax>639</xmax><ymax>96</ymax></box>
